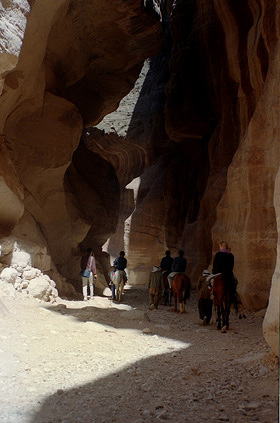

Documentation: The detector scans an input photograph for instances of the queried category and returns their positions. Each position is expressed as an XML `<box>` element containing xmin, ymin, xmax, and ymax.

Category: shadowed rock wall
<box><xmin>0</xmin><ymin>0</ymin><xmax>160</xmax><ymax>295</ymax></box>
<box><xmin>0</xmin><ymin>1</ymin><xmax>278</xmax><ymax>353</ymax></box>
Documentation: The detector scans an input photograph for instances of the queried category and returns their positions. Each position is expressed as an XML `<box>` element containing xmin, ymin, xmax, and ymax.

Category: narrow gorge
<box><xmin>0</xmin><ymin>0</ymin><xmax>279</xmax><ymax>360</ymax></box>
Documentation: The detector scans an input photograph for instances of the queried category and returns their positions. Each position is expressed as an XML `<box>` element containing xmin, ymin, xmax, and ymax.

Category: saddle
<box><xmin>206</xmin><ymin>273</ymin><xmax>222</xmax><ymax>300</ymax></box>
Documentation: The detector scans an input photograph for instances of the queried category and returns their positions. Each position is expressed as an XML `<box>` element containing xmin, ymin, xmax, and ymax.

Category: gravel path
<box><xmin>0</xmin><ymin>286</ymin><xmax>278</xmax><ymax>423</ymax></box>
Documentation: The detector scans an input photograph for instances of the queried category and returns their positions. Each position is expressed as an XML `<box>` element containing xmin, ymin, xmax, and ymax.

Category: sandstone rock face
<box><xmin>0</xmin><ymin>1</ymin><xmax>160</xmax><ymax>296</ymax></box>
<box><xmin>0</xmin><ymin>0</ymin><xmax>279</xmax><ymax>356</ymax></box>
<box><xmin>263</xmin><ymin>167</ymin><xmax>280</xmax><ymax>356</ymax></box>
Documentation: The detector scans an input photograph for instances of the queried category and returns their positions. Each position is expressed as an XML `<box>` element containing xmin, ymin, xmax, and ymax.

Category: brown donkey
<box><xmin>210</xmin><ymin>273</ymin><xmax>231</xmax><ymax>332</ymax></box>
<box><xmin>171</xmin><ymin>273</ymin><xmax>191</xmax><ymax>313</ymax></box>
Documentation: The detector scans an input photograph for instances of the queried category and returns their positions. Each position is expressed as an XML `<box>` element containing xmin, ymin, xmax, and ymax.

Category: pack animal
<box><xmin>113</xmin><ymin>270</ymin><xmax>126</xmax><ymax>302</ymax></box>
<box><xmin>197</xmin><ymin>274</ymin><xmax>213</xmax><ymax>325</ymax></box>
<box><xmin>171</xmin><ymin>273</ymin><xmax>191</xmax><ymax>313</ymax></box>
<box><xmin>209</xmin><ymin>273</ymin><xmax>231</xmax><ymax>332</ymax></box>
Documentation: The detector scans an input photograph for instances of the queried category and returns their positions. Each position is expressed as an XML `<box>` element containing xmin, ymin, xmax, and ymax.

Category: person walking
<box><xmin>80</xmin><ymin>248</ymin><xmax>97</xmax><ymax>301</ymax></box>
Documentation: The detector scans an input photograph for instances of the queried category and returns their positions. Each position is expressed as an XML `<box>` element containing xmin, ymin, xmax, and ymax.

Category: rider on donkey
<box><xmin>160</xmin><ymin>250</ymin><xmax>174</xmax><ymax>305</ymax></box>
<box><xmin>113</xmin><ymin>251</ymin><xmax>127</xmax><ymax>281</ymax></box>
<box><xmin>167</xmin><ymin>249</ymin><xmax>187</xmax><ymax>288</ymax></box>
<box><xmin>112</xmin><ymin>251</ymin><xmax>128</xmax><ymax>301</ymax></box>
<box><xmin>212</xmin><ymin>241</ymin><xmax>237</xmax><ymax>304</ymax></box>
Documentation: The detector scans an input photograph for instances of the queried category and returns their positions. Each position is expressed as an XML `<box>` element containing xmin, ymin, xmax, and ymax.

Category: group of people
<box><xmin>148</xmin><ymin>249</ymin><xmax>188</xmax><ymax>309</ymax></box>
<box><xmin>148</xmin><ymin>242</ymin><xmax>236</xmax><ymax>312</ymax></box>
<box><xmin>80</xmin><ymin>249</ymin><xmax>128</xmax><ymax>301</ymax></box>
<box><xmin>80</xmin><ymin>242</ymin><xmax>236</xmax><ymax>312</ymax></box>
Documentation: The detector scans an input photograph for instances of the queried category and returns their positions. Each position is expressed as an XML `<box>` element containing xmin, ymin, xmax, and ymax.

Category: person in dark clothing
<box><xmin>172</xmin><ymin>249</ymin><xmax>187</xmax><ymax>273</ymax></box>
<box><xmin>212</xmin><ymin>241</ymin><xmax>236</xmax><ymax>302</ymax></box>
<box><xmin>167</xmin><ymin>249</ymin><xmax>187</xmax><ymax>289</ymax></box>
<box><xmin>160</xmin><ymin>251</ymin><xmax>174</xmax><ymax>305</ymax></box>
<box><xmin>113</xmin><ymin>251</ymin><xmax>128</xmax><ymax>283</ymax></box>
<box><xmin>160</xmin><ymin>250</ymin><xmax>174</xmax><ymax>273</ymax></box>
<box><xmin>113</xmin><ymin>251</ymin><xmax>127</xmax><ymax>270</ymax></box>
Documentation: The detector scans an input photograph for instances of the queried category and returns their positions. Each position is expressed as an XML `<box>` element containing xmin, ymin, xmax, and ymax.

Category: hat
<box><xmin>202</xmin><ymin>269</ymin><xmax>210</xmax><ymax>276</ymax></box>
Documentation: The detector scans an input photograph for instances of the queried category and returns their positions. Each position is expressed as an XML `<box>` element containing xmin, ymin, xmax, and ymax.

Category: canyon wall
<box><xmin>0</xmin><ymin>0</ymin><xmax>160</xmax><ymax>295</ymax></box>
<box><xmin>0</xmin><ymin>1</ymin><xmax>278</xmax><ymax>353</ymax></box>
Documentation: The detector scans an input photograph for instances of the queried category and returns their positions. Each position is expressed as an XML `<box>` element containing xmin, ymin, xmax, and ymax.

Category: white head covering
<box><xmin>152</xmin><ymin>266</ymin><xmax>160</xmax><ymax>272</ymax></box>
<box><xmin>202</xmin><ymin>269</ymin><xmax>210</xmax><ymax>276</ymax></box>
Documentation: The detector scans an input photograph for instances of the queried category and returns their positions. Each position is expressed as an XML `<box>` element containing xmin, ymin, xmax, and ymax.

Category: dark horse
<box><xmin>210</xmin><ymin>273</ymin><xmax>231</xmax><ymax>332</ymax></box>
<box><xmin>171</xmin><ymin>274</ymin><xmax>191</xmax><ymax>313</ymax></box>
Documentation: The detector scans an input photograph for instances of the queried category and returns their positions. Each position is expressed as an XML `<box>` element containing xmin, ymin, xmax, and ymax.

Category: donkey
<box><xmin>171</xmin><ymin>273</ymin><xmax>191</xmax><ymax>313</ymax></box>
<box><xmin>209</xmin><ymin>273</ymin><xmax>231</xmax><ymax>332</ymax></box>
<box><xmin>113</xmin><ymin>270</ymin><xmax>127</xmax><ymax>302</ymax></box>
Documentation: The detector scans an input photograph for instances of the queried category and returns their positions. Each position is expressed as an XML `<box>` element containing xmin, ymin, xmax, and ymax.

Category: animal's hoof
<box><xmin>221</xmin><ymin>326</ymin><xmax>227</xmax><ymax>333</ymax></box>
<box><xmin>203</xmin><ymin>316</ymin><xmax>208</xmax><ymax>326</ymax></box>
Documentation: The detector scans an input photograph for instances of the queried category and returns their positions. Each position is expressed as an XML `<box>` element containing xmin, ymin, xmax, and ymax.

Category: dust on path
<box><xmin>0</xmin><ymin>286</ymin><xmax>278</xmax><ymax>423</ymax></box>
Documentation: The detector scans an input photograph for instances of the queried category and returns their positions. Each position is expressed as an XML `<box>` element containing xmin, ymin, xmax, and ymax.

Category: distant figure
<box><xmin>80</xmin><ymin>248</ymin><xmax>97</xmax><ymax>301</ymax></box>
<box><xmin>160</xmin><ymin>250</ymin><xmax>174</xmax><ymax>305</ymax></box>
<box><xmin>148</xmin><ymin>266</ymin><xmax>164</xmax><ymax>310</ymax></box>
<box><xmin>172</xmin><ymin>249</ymin><xmax>187</xmax><ymax>273</ymax></box>
<box><xmin>168</xmin><ymin>249</ymin><xmax>187</xmax><ymax>288</ymax></box>
<box><xmin>160</xmin><ymin>250</ymin><xmax>174</xmax><ymax>273</ymax></box>
<box><xmin>212</xmin><ymin>241</ymin><xmax>236</xmax><ymax>302</ymax></box>
<box><xmin>113</xmin><ymin>251</ymin><xmax>127</xmax><ymax>301</ymax></box>
<box><xmin>113</xmin><ymin>251</ymin><xmax>127</xmax><ymax>273</ymax></box>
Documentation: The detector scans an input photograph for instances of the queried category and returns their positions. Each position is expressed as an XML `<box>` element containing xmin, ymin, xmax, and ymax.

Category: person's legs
<box><xmin>154</xmin><ymin>292</ymin><xmax>160</xmax><ymax>309</ymax></box>
<box><xmin>149</xmin><ymin>292</ymin><xmax>155</xmax><ymax>309</ymax></box>
<box><xmin>89</xmin><ymin>281</ymin><xmax>94</xmax><ymax>299</ymax></box>
<box><xmin>82</xmin><ymin>277</ymin><xmax>88</xmax><ymax>300</ymax></box>
<box><xmin>167</xmin><ymin>275</ymin><xmax>172</xmax><ymax>289</ymax></box>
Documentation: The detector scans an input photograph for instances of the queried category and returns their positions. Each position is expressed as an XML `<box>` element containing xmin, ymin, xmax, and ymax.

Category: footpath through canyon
<box><xmin>0</xmin><ymin>287</ymin><xmax>278</xmax><ymax>423</ymax></box>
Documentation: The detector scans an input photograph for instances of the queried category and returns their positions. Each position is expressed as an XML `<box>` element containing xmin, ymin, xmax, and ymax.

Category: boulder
<box><xmin>0</xmin><ymin>267</ymin><xmax>18</xmax><ymax>284</ymax></box>
<box><xmin>22</xmin><ymin>268</ymin><xmax>41</xmax><ymax>280</ymax></box>
<box><xmin>0</xmin><ymin>281</ymin><xmax>15</xmax><ymax>298</ymax></box>
<box><xmin>27</xmin><ymin>277</ymin><xmax>51</xmax><ymax>300</ymax></box>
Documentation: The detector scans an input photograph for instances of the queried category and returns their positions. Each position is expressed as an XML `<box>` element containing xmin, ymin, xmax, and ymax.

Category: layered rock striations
<box><xmin>0</xmin><ymin>0</ymin><xmax>278</xmax><ymax>354</ymax></box>
<box><xmin>0</xmin><ymin>0</ymin><xmax>160</xmax><ymax>295</ymax></box>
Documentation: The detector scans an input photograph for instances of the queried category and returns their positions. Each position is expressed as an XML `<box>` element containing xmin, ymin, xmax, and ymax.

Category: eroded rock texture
<box><xmin>0</xmin><ymin>0</ymin><xmax>160</xmax><ymax>295</ymax></box>
<box><xmin>0</xmin><ymin>1</ymin><xmax>279</xmax><ymax>353</ymax></box>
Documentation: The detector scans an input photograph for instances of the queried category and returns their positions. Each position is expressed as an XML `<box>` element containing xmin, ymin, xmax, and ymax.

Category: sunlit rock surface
<box><xmin>0</xmin><ymin>0</ymin><xmax>160</xmax><ymax>295</ymax></box>
<box><xmin>0</xmin><ymin>0</ymin><xmax>279</xmax><ymax>354</ymax></box>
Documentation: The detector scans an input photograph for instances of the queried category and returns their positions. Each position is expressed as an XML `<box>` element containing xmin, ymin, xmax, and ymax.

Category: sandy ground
<box><xmin>0</xmin><ymin>285</ymin><xmax>278</xmax><ymax>423</ymax></box>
